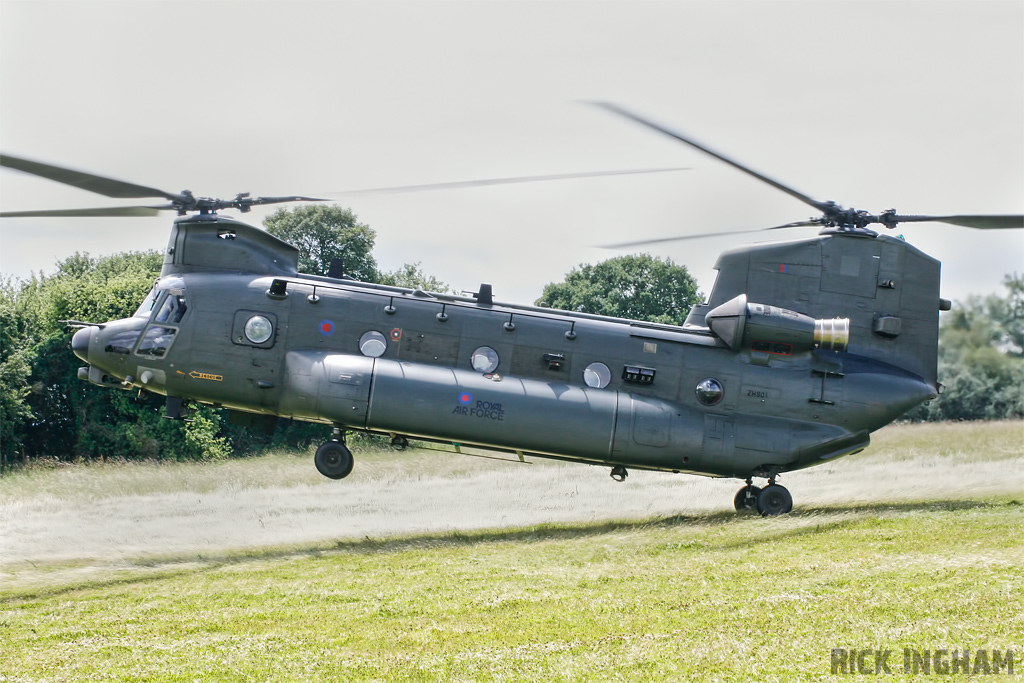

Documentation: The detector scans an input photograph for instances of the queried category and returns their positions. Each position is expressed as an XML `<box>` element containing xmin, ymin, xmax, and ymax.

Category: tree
<box><xmin>0</xmin><ymin>251</ymin><xmax>232</xmax><ymax>463</ymax></box>
<box><xmin>263</xmin><ymin>205</ymin><xmax>378</xmax><ymax>280</ymax></box>
<box><xmin>377</xmin><ymin>262</ymin><xmax>449</xmax><ymax>293</ymax></box>
<box><xmin>0</xmin><ymin>278</ymin><xmax>34</xmax><ymax>463</ymax></box>
<box><xmin>537</xmin><ymin>254</ymin><xmax>702</xmax><ymax>326</ymax></box>
<box><xmin>907</xmin><ymin>273</ymin><xmax>1023</xmax><ymax>421</ymax></box>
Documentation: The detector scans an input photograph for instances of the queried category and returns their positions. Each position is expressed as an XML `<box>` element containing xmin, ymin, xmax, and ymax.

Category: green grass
<box><xmin>3</xmin><ymin>502</ymin><xmax>1022</xmax><ymax>681</ymax></box>
<box><xmin>2</xmin><ymin>421</ymin><xmax>1022</xmax><ymax>681</ymax></box>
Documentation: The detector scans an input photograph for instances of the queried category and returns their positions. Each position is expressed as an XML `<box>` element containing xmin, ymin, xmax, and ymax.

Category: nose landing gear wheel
<box><xmin>315</xmin><ymin>440</ymin><xmax>354</xmax><ymax>480</ymax></box>
<box><xmin>733</xmin><ymin>484</ymin><xmax>761</xmax><ymax>511</ymax></box>
<box><xmin>756</xmin><ymin>484</ymin><xmax>792</xmax><ymax>516</ymax></box>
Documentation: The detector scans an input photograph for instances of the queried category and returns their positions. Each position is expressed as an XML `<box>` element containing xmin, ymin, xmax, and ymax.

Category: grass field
<box><xmin>1</xmin><ymin>421</ymin><xmax>1022</xmax><ymax>681</ymax></box>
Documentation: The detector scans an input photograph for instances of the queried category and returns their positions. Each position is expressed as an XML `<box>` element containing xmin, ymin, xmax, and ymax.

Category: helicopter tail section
<box><xmin>688</xmin><ymin>231</ymin><xmax>942</xmax><ymax>391</ymax></box>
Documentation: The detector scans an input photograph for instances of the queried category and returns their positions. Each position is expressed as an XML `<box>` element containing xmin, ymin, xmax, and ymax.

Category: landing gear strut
<box><xmin>733</xmin><ymin>476</ymin><xmax>792</xmax><ymax>516</ymax></box>
<box><xmin>315</xmin><ymin>427</ymin><xmax>354</xmax><ymax>480</ymax></box>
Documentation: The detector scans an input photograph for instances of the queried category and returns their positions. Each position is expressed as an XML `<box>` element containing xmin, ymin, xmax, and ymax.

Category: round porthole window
<box><xmin>583</xmin><ymin>362</ymin><xmax>611</xmax><ymax>389</ymax></box>
<box><xmin>359</xmin><ymin>330</ymin><xmax>388</xmax><ymax>358</ymax></box>
<box><xmin>244</xmin><ymin>315</ymin><xmax>274</xmax><ymax>344</ymax></box>
<box><xmin>470</xmin><ymin>346</ymin><xmax>500</xmax><ymax>373</ymax></box>
<box><xmin>696</xmin><ymin>378</ymin><xmax>724</xmax><ymax>406</ymax></box>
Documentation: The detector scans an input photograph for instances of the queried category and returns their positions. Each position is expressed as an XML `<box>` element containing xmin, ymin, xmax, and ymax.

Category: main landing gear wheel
<box><xmin>756</xmin><ymin>484</ymin><xmax>793</xmax><ymax>516</ymax></box>
<box><xmin>315</xmin><ymin>440</ymin><xmax>354</xmax><ymax>480</ymax></box>
<box><xmin>733</xmin><ymin>484</ymin><xmax>761</xmax><ymax>511</ymax></box>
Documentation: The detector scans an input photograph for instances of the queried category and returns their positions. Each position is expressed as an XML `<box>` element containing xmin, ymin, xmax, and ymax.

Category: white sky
<box><xmin>1</xmin><ymin>0</ymin><xmax>1021</xmax><ymax>306</ymax></box>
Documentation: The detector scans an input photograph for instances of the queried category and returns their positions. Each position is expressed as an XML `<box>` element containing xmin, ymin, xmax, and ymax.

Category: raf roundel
<box><xmin>458</xmin><ymin>392</ymin><xmax>473</xmax><ymax>405</ymax></box>
<box><xmin>319</xmin><ymin>319</ymin><xmax>335</xmax><ymax>336</ymax></box>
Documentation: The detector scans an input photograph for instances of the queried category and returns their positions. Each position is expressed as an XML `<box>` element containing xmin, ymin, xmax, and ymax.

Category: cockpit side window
<box><xmin>133</xmin><ymin>280</ymin><xmax>188</xmax><ymax>359</ymax></box>
<box><xmin>137</xmin><ymin>326</ymin><xmax>177</xmax><ymax>358</ymax></box>
<box><xmin>155</xmin><ymin>293</ymin><xmax>188</xmax><ymax>324</ymax></box>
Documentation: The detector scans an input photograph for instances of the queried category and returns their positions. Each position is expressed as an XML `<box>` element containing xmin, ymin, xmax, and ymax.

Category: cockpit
<box><xmin>130</xmin><ymin>278</ymin><xmax>189</xmax><ymax>358</ymax></box>
<box><xmin>135</xmin><ymin>278</ymin><xmax>188</xmax><ymax>322</ymax></box>
<box><xmin>75</xmin><ymin>277</ymin><xmax>190</xmax><ymax>372</ymax></box>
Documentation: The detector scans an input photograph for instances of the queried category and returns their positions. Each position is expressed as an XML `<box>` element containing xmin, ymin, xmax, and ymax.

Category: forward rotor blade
<box><xmin>893</xmin><ymin>214</ymin><xmax>1024</xmax><ymax>230</ymax></box>
<box><xmin>322</xmin><ymin>167</ymin><xmax>688</xmax><ymax>197</ymax></box>
<box><xmin>0</xmin><ymin>153</ymin><xmax>183</xmax><ymax>201</ymax></box>
<box><xmin>600</xmin><ymin>220</ymin><xmax>817</xmax><ymax>248</ymax></box>
<box><xmin>590</xmin><ymin>102</ymin><xmax>833</xmax><ymax>214</ymax></box>
<box><xmin>0</xmin><ymin>206</ymin><xmax>166</xmax><ymax>218</ymax></box>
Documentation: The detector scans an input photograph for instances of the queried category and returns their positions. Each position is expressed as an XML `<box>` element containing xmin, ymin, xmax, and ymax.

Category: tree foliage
<box><xmin>263</xmin><ymin>204</ymin><xmax>378</xmax><ymax>280</ymax></box>
<box><xmin>377</xmin><ymin>262</ymin><xmax>450</xmax><ymax>293</ymax></box>
<box><xmin>0</xmin><ymin>251</ymin><xmax>230</xmax><ymax>464</ymax></box>
<box><xmin>537</xmin><ymin>254</ymin><xmax>702</xmax><ymax>326</ymax></box>
<box><xmin>907</xmin><ymin>273</ymin><xmax>1023</xmax><ymax>421</ymax></box>
<box><xmin>264</xmin><ymin>205</ymin><xmax>450</xmax><ymax>292</ymax></box>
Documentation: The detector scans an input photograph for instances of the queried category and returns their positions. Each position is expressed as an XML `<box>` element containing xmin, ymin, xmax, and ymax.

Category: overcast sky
<box><xmin>1</xmin><ymin>0</ymin><xmax>1021</xmax><ymax>307</ymax></box>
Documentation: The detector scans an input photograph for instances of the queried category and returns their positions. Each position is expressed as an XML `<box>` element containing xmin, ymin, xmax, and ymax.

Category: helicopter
<box><xmin>2</xmin><ymin>104</ymin><xmax>1020</xmax><ymax>516</ymax></box>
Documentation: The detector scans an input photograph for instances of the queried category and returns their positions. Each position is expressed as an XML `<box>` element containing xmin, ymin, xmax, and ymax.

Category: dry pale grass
<box><xmin>1</xmin><ymin>421</ymin><xmax>1020</xmax><ymax>590</ymax></box>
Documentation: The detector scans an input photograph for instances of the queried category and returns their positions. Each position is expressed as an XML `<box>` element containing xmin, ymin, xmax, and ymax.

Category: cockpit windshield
<box><xmin>133</xmin><ymin>285</ymin><xmax>161</xmax><ymax>318</ymax></box>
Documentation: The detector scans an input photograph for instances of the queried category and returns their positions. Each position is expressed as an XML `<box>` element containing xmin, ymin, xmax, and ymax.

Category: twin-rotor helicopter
<box><xmin>3</xmin><ymin>104</ymin><xmax>1020</xmax><ymax>515</ymax></box>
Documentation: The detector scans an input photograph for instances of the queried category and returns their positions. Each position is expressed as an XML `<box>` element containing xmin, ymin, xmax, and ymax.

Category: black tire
<box><xmin>756</xmin><ymin>484</ymin><xmax>793</xmax><ymax>516</ymax></box>
<box><xmin>733</xmin><ymin>485</ymin><xmax>762</xmax><ymax>511</ymax></box>
<box><xmin>315</xmin><ymin>441</ymin><xmax>354</xmax><ymax>480</ymax></box>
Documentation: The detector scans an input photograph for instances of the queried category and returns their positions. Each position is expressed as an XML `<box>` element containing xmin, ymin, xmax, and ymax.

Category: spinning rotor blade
<box><xmin>601</xmin><ymin>220</ymin><xmax>817</xmax><ymax>249</ymax></box>
<box><xmin>590</xmin><ymin>102</ymin><xmax>833</xmax><ymax>213</ymax></box>
<box><xmin>592</xmin><ymin>103</ymin><xmax>1023</xmax><ymax>238</ymax></box>
<box><xmin>2</xmin><ymin>151</ymin><xmax>684</xmax><ymax>218</ymax></box>
<box><xmin>0</xmin><ymin>152</ymin><xmax>329</xmax><ymax>217</ymax></box>
<box><xmin>889</xmin><ymin>214</ymin><xmax>1024</xmax><ymax>230</ymax></box>
<box><xmin>323</xmin><ymin>167</ymin><xmax>687</xmax><ymax>197</ymax></box>
<box><xmin>0</xmin><ymin>206</ymin><xmax>165</xmax><ymax>218</ymax></box>
<box><xmin>245</xmin><ymin>195</ymin><xmax>329</xmax><ymax>206</ymax></box>
<box><xmin>1</xmin><ymin>153</ymin><xmax>184</xmax><ymax>201</ymax></box>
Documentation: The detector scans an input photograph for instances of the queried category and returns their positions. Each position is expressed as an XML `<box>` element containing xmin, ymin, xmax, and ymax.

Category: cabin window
<box><xmin>470</xmin><ymin>346</ymin><xmax>500</xmax><ymax>373</ymax></box>
<box><xmin>696</xmin><ymin>378</ymin><xmax>724</xmax><ymax>406</ymax></box>
<box><xmin>583</xmin><ymin>362</ymin><xmax>611</xmax><ymax>389</ymax></box>
<box><xmin>359</xmin><ymin>331</ymin><xmax>388</xmax><ymax>358</ymax></box>
<box><xmin>136</xmin><ymin>326</ymin><xmax>177</xmax><ymax>358</ymax></box>
<box><xmin>244</xmin><ymin>315</ymin><xmax>275</xmax><ymax>344</ymax></box>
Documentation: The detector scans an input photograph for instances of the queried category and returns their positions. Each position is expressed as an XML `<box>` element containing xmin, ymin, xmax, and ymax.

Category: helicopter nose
<box><xmin>72</xmin><ymin>326</ymin><xmax>94</xmax><ymax>363</ymax></box>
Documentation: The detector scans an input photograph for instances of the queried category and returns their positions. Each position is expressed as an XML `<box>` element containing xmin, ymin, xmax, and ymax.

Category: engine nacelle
<box><xmin>705</xmin><ymin>294</ymin><xmax>849</xmax><ymax>354</ymax></box>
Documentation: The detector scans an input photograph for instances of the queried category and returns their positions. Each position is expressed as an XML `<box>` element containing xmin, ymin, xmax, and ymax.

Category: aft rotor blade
<box><xmin>248</xmin><ymin>195</ymin><xmax>329</xmax><ymax>206</ymax></box>
<box><xmin>590</xmin><ymin>102</ymin><xmax>833</xmax><ymax>214</ymax></box>
<box><xmin>600</xmin><ymin>220</ymin><xmax>817</xmax><ymax>248</ymax></box>
<box><xmin>893</xmin><ymin>214</ymin><xmax>1024</xmax><ymax>230</ymax></box>
<box><xmin>0</xmin><ymin>205</ymin><xmax>166</xmax><ymax>218</ymax></box>
<box><xmin>322</xmin><ymin>167</ymin><xmax>688</xmax><ymax>197</ymax></box>
<box><xmin>0</xmin><ymin>153</ymin><xmax>184</xmax><ymax>201</ymax></box>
